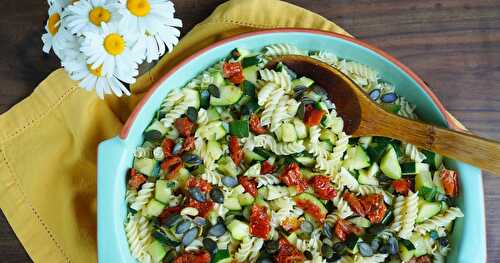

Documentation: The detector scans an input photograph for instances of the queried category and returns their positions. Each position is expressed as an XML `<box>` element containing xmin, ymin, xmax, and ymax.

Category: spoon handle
<box><xmin>365</xmin><ymin>114</ymin><xmax>500</xmax><ymax>174</ymax></box>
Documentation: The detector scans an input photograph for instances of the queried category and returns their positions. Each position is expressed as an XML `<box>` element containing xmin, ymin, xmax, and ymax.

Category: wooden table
<box><xmin>1</xmin><ymin>0</ymin><xmax>499</xmax><ymax>262</ymax></box>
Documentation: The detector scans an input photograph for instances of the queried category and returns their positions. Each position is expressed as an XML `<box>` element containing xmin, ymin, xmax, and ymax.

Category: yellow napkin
<box><xmin>0</xmin><ymin>0</ymin><xmax>350</xmax><ymax>262</ymax></box>
<box><xmin>0</xmin><ymin>0</ymin><xmax>466</xmax><ymax>262</ymax></box>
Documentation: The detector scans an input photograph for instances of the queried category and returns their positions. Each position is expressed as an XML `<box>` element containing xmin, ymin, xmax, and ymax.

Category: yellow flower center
<box><xmin>89</xmin><ymin>7</ymin><xmax>111</xmax><ymax>26</ymax></box>
<box><xmin>103</xmin><ymin>33</ymin><xmax>126</xmax><ymax>56</ymax></box>
<box><xmin>87</xmin><ymin>64</ymin><xmax>103</xmax><ymax>77</ymax></box>
<box><xmin>127</xmin><ymin>0</ymin><xmax>151</xmax><ymax>17</ymax></box>
<box><xmin>47</xmin><ymin>13</ymin><xmax>61</xmax><ymax>36</ymax></box>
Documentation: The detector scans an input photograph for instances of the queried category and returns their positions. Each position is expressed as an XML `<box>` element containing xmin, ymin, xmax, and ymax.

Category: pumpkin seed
<box><xmin>194</xmin><ymin>217</ymin><xmax>207</xmax><ymax>226</ymax></box>
<box><xmin>221</xmin><ymin>176</ymin><xmax>238</xmax><ymax>188</ymax></box>
<box><xmin>370</xmin><ymin>239</ymin><xmax>380</xmax><ymax>251</ymax></box>
<box><xmin>175</xmin><ymin>220</ymin><xmax>191</xmax><ymax>234</ymax></box>
<box><xmin>208</xmin><ymin>84</ymin><xmax>220</xmax><ymax>98</ymax></box>
<box><xmin>182</xmin><ymin>228</ymin><xmax>198</xmax><ymax>246</ymax></box>
<box><xmin>186</xmin><ymin>107</ymin><xmax>198</xmax><ymax>123</ymax></box>
<box><xmin>189</xmin><ymin>187</ymin><xmax>206</xmax><ymax>202</ymax></box>
<box><xmin>209</xmin><ymin>188</ymin><xmax>224</xmax><ymax>204</ymax></box>
<box><xmin>163</xmin><ymin>214</ymin><xmax>182</xmax><ymax>227</ymax></box>
<box><xmin>381</xmin><ymin>92</ymin><xmax>398</xmax><ymax>103</ymax></box>
<box><xmin>369</xmin><ymin>89</ymin><xmax>381</xmax><ymax>101</ymax></box>
<box><xmin>203</xmin><ymin>238</ymin><xmax>218</xmax><ymax>254</ymax></box>
<box><xmin>321</xmin><ymin>244</ymin><xmax>334</xmax><ymax>259</ymax></box>
<box><xmin>322</xmin><ymin>223</ymin><xmax>333</xmax><ymax>239</ymax></box>
<box><xmin>172</xmin><ymin>141</ymin><xmax>183</xmax><ymax>155</ymax></box>
<box><xmin>387</xmin><ymin>237</ymin><xmax>399</xmax><ymax>255</ymax></box>
<box><xmin>207</xmin><ymin>223</ymin><xmax>226</xmax><ymax>237</ymax></box>
<box><xmin>144</xmin><ymin>130</ymin><xmax>163</xmax><ymax>143</ymax></box>
<box><xmin>358</xmin><ymin>242</ymin><xmax>374</xmax><ymax>257</ymax></box>
<box><xmin>182</xmin><ymin>153</ymin><xmax>203</xmax><ymax>165</ymax></box>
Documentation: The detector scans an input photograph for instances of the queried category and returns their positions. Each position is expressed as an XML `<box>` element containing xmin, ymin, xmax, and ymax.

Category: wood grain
<box><xmin>0</xmin><ymin>0</ymin><xmax>499</xmax><ymax>262</ymax></box>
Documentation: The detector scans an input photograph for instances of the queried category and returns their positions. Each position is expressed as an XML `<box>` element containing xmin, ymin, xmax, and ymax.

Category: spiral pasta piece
<box><xmin>160</xmin><ymin>89</ymin><xmax>183</xmax><ymax>113</ymax></box>
<box><xmin>257</xmin><ymin>82</ymin><xmax>279</xmax><ymax>106</ymax></box>
<box><xmin>125</xmin><ymin>215</ymin><xmax>143</xmax><ymax>259</ymax></box>
<box><xmin>235</xmin><ymin>237</ymin><xmax>263</xmax><ymax>262</ymax></box>
<box><xmin>130</xmin><ymin>182</ymin><xmax>155</xmax><ymax>212</ymax></box>
<box><xmin>310</xmin><ymin>51</ymin><xmax>339</xmax><ymax>65</ymax></box>
<box><xmin>414</xmin><ymin>207</ymin><xmax>464</xmax><ymax>234</ymax></box>
<box><xmin>252</xmin><ymin>134</ymin><xmax>305</xmax><ymax>155</ymax></box>
<box><xmin>353</xmin><ymin>253</ymin><xmax>388</xmax><ymax>263</ymax></box>
<box><xmin>264</xmin><ymin>43</ymin><xmax>303</xmax><ymax>56</ymax></box>
<box><xmin>260</xmin><ymin>88</ymin><xmax>285</xmax><ymax>126</ymax></box>
<box><xmin>259</xmin><ymin>68</ymin><xmax>293</xmax><ymax>93</ymax></box>
<box><xmin>197</xmin><ymin>108</ymin><xmax>208</xmax><ymax>125</ymax></box>
<box><xmin>394</xmin><ymin>191</ymin><xmax>419</xmax><ymax>239</ymax></box>
<box><xmin>160</xmin><ymin>100</ymin><xmax>190</xmax><ymax>128</ymax></box>
<box><xmin>402</xmin><ymin>143</ymin><xmax>426</xmax><ymax>163</ymax></box>
<box><xmin>257</xmin><ymin>174</ymin><xmax>280</xmax><ymax>188</ymax></box>
<box><xmin>270</xmin><ymin>96</ymin><xmax>291</xmax><ymax>132</ymax></box>
<box><xmin>126</xmin><ymin>189</ymin><xmax>138</xmax><ymax>204</ymax></box>
<box><xmin>390</xmin><ymin>195</ymin><xmax>406</xmax><ymax>233</ymax></box>
<box><xmin>216</xmin><ymin>232</ymin><xmax>232</xmax><ymax>250</ymax></box>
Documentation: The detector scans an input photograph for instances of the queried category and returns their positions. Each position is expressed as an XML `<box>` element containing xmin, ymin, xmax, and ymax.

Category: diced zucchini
<box><xmin>238</xmin><ymin>193</ymin><xmax>255</xmax><ymax>206</ymax></box>
<box><xmin>229</xmin><ymin>120</ymin><xmax>249</xmax><ymax>138</ymax></box>
<box><xmin>265</xmin><ymin>186</ymin><xmax>289</xmax><ymax>200</ymax></box>
<box><xmin>343</xmin><ymin>145</ymin><xmax>370</xmax><ymax>170</ymax></box>
<box><xmin>292</xmin><ymin>76</ymin><xmax>314</xmax><ymax>88</ymax></box>
<box><xmin>224</xmin><ymin>197</ymin><xmax>242</xmax><ymax>210</ymax></box>
<box><xmin>287</xmin><ymin>232</ymin><xmax>298</xmax><ymax>245</ymax></box>
<box><xmin>199</xmin><ymin>121</ymin><xmax>227</xmax><ymax>140</ymax></box>
<box><xmin>293</xmin><ymin>118</ymin><xmax>308</xmax><ymax>139</ymax></box>
<box><xmin>212</xmin><ymin>249</ymin><xmax>232</xmax><ymax>263</ymax></box>
<box><xmin>401</xmin><ymin>162</ymin><xmax>417</xmax><ymax>175</ymax></box>
<box><xmin>319</xmin><ymin>129</ymin><xmax>337</xmax><ymax>144</ymax></box>
<box><xmin>399</xmin><ymin>239</ymin><xmax>416</xmax><ymax>262</ymax></box>
<box><xmin>155</xmin><ymin>180</ymin><xmax>173</xmax><ymax>203</ymax></box>
<box><xmin>294</xmin><ymin>193</ymin><xmax>327</xmax><ymax>220</ymax></box>
<box><xmin>174</xmin><ymin>167</ymin><xmax>191</xmax><ymax>188</ymax></box>
<box><xmin>242</xmin><ymin>55</ymin><xmax>261</xmax><ymax>68</ymax></box>
<box><xmin>146</xmin><ymin>240</ymin><xmax>167</xmax><ymax>262</ymax></box>
<box><xmin>133</xmin><ymin>158</ymin><xmax>158</xmax><ymax>177</ymax></box>
<box><xmin>210</xmin><ymin>85</ymin><xmax>243</xmax><ymax>106</ymax></box>
<box><xmin>416</xmin><ymin>200</ymin><xmax>441</xmax><ymax>223</ymax></box>
<box><xmin>301</xmin><ymin>168</ymin><xmax>316</xmax><ymax>180</ymax></box>
<box><xmin>416</xmin><ymin>163</ymin><xmax>430</xmax><ymax>173</ymax></box>
<box><xmin>423</xmin><ymin>150</ymin><xmax>443</xmax><ymax>170</ymax></box>
<box><xmin>358</xmin><ymin>136</ymin><xmax>372</xmax><ymax>149</ymax></box>
<box><xmin>358</xmin><ymin>169</ymin><xmax>379</xmax><ymax>186</ymax></box>
<box><xmin>367</xmin><ymin>162</ymin><xmax>380</xmax><ymax>177</ymax></box>
<box><xmin>415</xmin><ymin>170</ymin><xmax>433</xmax><ymax>192</ymax></box>
<box><xmin>243</xmin><ymin>149</ymin><xmax>266</xmax><ymax>163</ymax></box>
<box><xmin>295</xmin><ymin>156</ymin><xmax>315</xmax><ymax>168</ymax></box>
<box><xmin>280</xmin><ymin>123</ymin><xmax>297</xmax><ymax>142</ymax></box>
<box><xmin>144</xmin><ymin>199</ymin><xmax>166</xmax><ymax>217</ymax></box>
<box><xmin>410</xmin><ymin>233</ymin><xmax>427</xmax><ymax>257</ymax></box>
<box><xmin>380</xmin><ymin>145</ymin><xmax>401</xmax><ymax>179</ymax></box>
<box><xmin>207</xmin><ymin>107</ymin><xmax>221</xmax><ymax>122</ymax></box>
<box><xmin>381</xmin><ymin>103</ymin><xmax>401</xmax><ymax>114</ymax></box>
<box><xmin>319</xmin><ymin>141</ymin><xmax>333</xmax><ymax>152</ymax></box>
<box><xmin>227</xmin><ymin>219</ymin><xmax>249</xmax><ymax>240</ymax></box>
<box><xmin>348</xmin><ymin>216</ymin><xmax>371</xmax><ymax>228</ymax></box>
<box><xmin>207</xmin><ymin>140</ymin><xmax>223</xmax><ymax>161</ymax></box>
<box><xmin>217</xmin><ymin>156</ymin><xmax>240</xmax><ymax>177</ymax></box>
<box><xmin>231</xmin><ymin>185</ymin><xmax>246</xmax><ymax>196</ymax></box>
<box><xmin>367</xmin><ymin>143</ymin><xmax>387</xmax><ymax>163</ymax></box>
<box><xmin>145</xmin><ymin>120</ymin><xmax>167</xmax><ymax>136</ymax></box>
<box><xmin>182</xmin><ymin>88</ymin><xmax>200</xmax><ymax>109</ymax></box>
<box><xmin>433</xmin><ymin>171</ymin><xmax>445</xmax><ymax>194</ymax></box>
<box><xmin>242</xmin><ymin>65</ymin><xmax>259</xmax><ymax>85</ymax></box>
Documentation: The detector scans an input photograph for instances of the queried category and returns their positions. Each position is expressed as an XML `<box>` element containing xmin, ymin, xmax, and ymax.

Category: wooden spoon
<box><xmin>268</xmin><ymin>55</ymin><xmax>500</xmax><ymax>174</ymax></box>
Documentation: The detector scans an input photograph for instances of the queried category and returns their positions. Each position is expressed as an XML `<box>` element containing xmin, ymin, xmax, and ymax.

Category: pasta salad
<box><xmin>124</xmin><ymin>44</ymin><xmax>463</xmax><ymax>263</ymax></box>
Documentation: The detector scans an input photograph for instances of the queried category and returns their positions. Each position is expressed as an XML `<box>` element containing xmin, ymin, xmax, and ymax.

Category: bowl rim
<box><xmin>120</xmin><ymin>28</ymin><xmax>461</xmax><ymax>139</ymax></box>
<box><xmin>112</xmin><ymin>28</ymin><xmax>486</xmax><ymax>261</ymax></box>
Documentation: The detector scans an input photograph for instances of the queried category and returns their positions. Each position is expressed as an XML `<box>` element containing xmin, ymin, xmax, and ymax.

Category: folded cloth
<box><xmin>0</xmin><ymin>0</ymin><xmax>353</xmax><ymax>262</ymax></box>
<box><xmin>1</xmin><ymin>0</ymin><xmax>467</xmax><ymax>261</ymax></box>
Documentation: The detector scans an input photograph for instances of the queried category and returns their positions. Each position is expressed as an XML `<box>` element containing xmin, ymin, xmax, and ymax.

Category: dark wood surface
<box><xmin>0</xmin><ymin>0</ymin><xmax>498</xmax><ymax>262</ymax></box>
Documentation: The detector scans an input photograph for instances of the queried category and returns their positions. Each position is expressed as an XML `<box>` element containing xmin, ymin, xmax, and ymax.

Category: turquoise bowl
<box><xmin>98</xmin><ymin>29</ymin><xmax>486</xmax><ymax>262</ymax></box>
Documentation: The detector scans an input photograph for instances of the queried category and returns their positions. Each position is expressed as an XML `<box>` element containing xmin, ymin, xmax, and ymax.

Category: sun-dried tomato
<box><xmin>167</xmin><ymin>162</ymin><xmax>183</xmax><ymax>179</ymax></box>
<box><xmin>186</xmin><ymin>177</ymin><xmax>212</xmax><ymax>192</ymax></box>
<box><xmin>334</xmin><ymin>219</ymin><xmax>364</xmax><ymax>241</ymax></box>
<box><xmin>249</xmin><ymin>114</ymin><xmax>267</xmax><ymax>134</ymax></box>
<box><xmin>161</xmin><ymin>138</ymin><xmax>175</xmax><ymax>157</ymax></box>
<box><xmin>161</xmin><ymin>156</ymin><xmax>182</xmax><ymax>179</ymax></box>
<box><xmin>279</xmin><ymin>163</ymin><xmax>308</xmax><ymax>193</ymax></box>
<box><xmin>185</xmin><ymin>197</ymin><xmax>214</xmax><ymax>218</ymax></box>
<box><xmin>239</xmin><ymin>176</ymin><xmax>257</xmax><ymax>197</ymax></box>
<box><xmin>260</xmin><ymin>160</ymin><xmax>276</xmax><ymax>175</ymax></box>
<box><xmin>229</xmin><ymin>136</ymin><xmax>243</xmax><ymax>166</ymax></box>
<box><xmin>223</xmin><ymin>62</ymin><xmax>244</xmax><ymax>84</ymax></box>
<box><xmin>128</xmin><ymin>168</ymin><xmax>146</xmax><ymax>190</ymax></box>
<box><xmin>175</xmin><ymin>117</ymin><xmax>195</xmax><ymax>137</ymax></box>
<box><xmin>392</xmin><ymin>179</ymin><xmax>412</xmax><ymax>195</ymax></box>
<box><xmin>275</xmin><ymin>237</ymin><xmax>304</xmax><ymax>263</ymax></box>
<box><xmin>343</xmin><ymin>192</ymin><xmax>365</xmax><ymax>216</ymax></box>
<box><xmin>174</xmin><ymin>250</ymin><xmax>211</xmax><ymax>263</ymax></box>
<box><xmin>310</xmin><ymin>175</ymin><xmax>337</xmax><ymax>200</ymax></box>
<box><xmin>295</xmin><ymin>198</ymin><xmax>326</xmax><ymax>223</ymax></box>
<box><xmin>249</xmin><ymin>204</ymin><xmax>271</xmax><ymax>239</ymax></box>
<box><xmin>182</xmin><ymin>136</ymin><xmax>195</xmax><ymax>152</ymax></box>
<box><xmin>304</xmin><ymin>106</ymin><xmax>325</xmax><ymax>127</ymax></box>
<box><xmin>360</xmin><ymin>194</ymin><xmax>387</xmax><ymax>224</ymax></box>
<box><xmin>440</xmin><ymin>169</ymin><xmax>459</xmax><ymax>197</ymax></box>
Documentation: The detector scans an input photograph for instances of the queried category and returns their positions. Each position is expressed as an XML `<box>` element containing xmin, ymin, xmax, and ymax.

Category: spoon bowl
<box><xmin>268</xmin><ymin>55</ymin><xmax>500</xmax><ymax>174</ymax></box>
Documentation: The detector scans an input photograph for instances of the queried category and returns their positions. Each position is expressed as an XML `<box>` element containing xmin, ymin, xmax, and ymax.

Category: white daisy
<box><xmin>42</xmin><ymin>1</ymin><xmax>72</xmax><ymax>60</ymax></box>
<box><xmin>63</xmin><ymin>54</ymin><xmax>131</xmax><ymax>98</ymax></box>
<box><xmin>80</xmin><ymin>22</ymin><xmax>144</xmax><ymax>83</ymax></box>
<box><xmin>64</xmin><ymin>0</ymin><xmax>119</xmax><ymax>35</ymax></box>
<box><xmin>115</xmin><ymin>0</ymin><xmax>181</xmax><ymax>61</ymax></box>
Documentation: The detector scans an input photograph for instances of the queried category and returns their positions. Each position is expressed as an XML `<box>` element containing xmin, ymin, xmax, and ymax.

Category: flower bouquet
<box><xmin>42</xmin><ymin>0</ymin><xmax>182</xmax><ymax>98</ymax></box>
